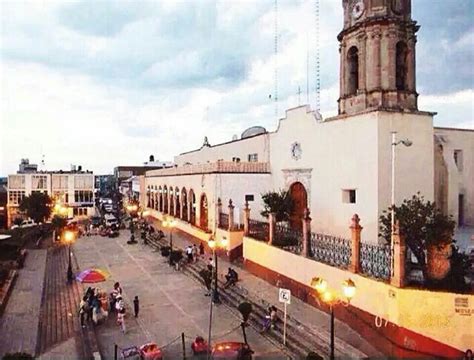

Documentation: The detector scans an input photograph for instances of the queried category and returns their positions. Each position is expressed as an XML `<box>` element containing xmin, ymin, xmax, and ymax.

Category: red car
<box><xmin>212</xmin><ymin>342</ymin><xmax>253</xmax><ymax>360</ymax></box>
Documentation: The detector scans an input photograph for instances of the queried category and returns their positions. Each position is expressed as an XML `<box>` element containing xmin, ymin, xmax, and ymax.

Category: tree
<box><xmin>260</xmin><ymin>190</ymin><xmax>294</xmax><ymax>222</ymax></box>
<box><xmin>51</xmin><ymin>215</ymin><xmax>68</xmax><ymax>231</ymax></box>
<box><xmin>379</xmin><ymin>193</ymin><xmax>456</xmax><ymax>281</ymax></box>
<box><xmin>19</xmin><ymin>192</ymin><xmax>53</xmax><ymax>224</ymax></box>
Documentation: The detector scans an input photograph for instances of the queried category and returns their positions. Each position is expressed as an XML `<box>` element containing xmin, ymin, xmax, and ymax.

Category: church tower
<box><xmin>338</xmin><ymin>0</ymin><xmax>419</xmax><ymax>115</ymax></box>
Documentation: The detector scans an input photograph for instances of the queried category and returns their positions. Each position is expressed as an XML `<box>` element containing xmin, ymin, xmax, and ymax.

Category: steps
<box><xmin>146</xmin><ymin>234</ymin><xmax>366</xmax><ymax>359</ymax></box>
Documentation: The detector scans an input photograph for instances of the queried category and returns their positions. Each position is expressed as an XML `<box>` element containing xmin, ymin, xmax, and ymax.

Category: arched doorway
<box><xmin>175</xmin><ymin>187</ymin><xmax>180</xmax><ymax>218</ymax></box>
<box><xmin>163</xmin><ymin>186</ymin><xmax>168</xmax><ymax>214</ymax></box>
<box><xmin>158</xmin><ymin>186</ymin><xmax>162</xmax><ymax>211</ymax></box>
<box><xmin>189</xmin><ymin>189</ymin><xmax>196</xmax><ymax>225</ymax></box>
<box><xmin>170</xmin><ymin>187</ymin><xmax>174</xmax><ymax>216</ymax></box>
<box><xmin>289</xmin><ymin>182</ymin><xmax>307</xmax><ymax>231</ymax></box>
<box><xmin>181</xmin><ymin>188</ymin><xmax>188</xmax><ymax>221</ymax></box>
<box><xmin>200</xmin><ymin>193</ymin><xmax>208</xmax><ymax>231</ymax></box>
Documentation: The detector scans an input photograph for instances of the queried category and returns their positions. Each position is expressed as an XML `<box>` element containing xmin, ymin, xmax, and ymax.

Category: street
<box><xmin>74</xmin><ymin>230</ymin><xmax>289</xmax><ymax>359</ymax></box>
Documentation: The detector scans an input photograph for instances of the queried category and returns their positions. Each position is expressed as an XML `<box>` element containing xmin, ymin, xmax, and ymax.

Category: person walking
<box><xmin>79</xmin><ymin>296</ymin><xmax>88</xmax><ymax>328</ymax></box>
<box><xmin>133</xmin><ymin>296</ymin><xmax>140</xmax><ymax>318</ymax></box>
<box><xmin>203</xmin><ymin>269</ymin><xmax>212</xmax><ymax>296</ymax></box>
<box><xmin>192</xmin><ymin>244</ymin><xmax>198</xmax><ymax>263</ymax></box>
<box><xmin>117</xmin><ymin>307</ymin><xmax>126</xmax><ymax>334</ymax></box>
<box><xmin>186</xmin><ymin>245</ymin><xmax>194</xmax><ymax>263</ymax></box>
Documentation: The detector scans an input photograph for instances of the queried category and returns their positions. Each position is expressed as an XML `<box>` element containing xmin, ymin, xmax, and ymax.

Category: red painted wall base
<box><xmin>244</xmin><ymin>259</ymin><xmax>464</xmax><ymax>359</ymax></box>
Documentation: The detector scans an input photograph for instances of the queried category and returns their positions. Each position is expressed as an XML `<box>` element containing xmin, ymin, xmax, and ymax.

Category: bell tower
<box><xmin>338</xmin><ymin>0</ymin><xmax>419</xmax><ymax>115</ymax></box>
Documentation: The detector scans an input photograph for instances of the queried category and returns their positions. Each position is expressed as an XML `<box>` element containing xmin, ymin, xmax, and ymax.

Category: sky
<box><xmin>0</xmin><ymin>0</ymin><xmax>473</xmax><ymax>175</ymax></box>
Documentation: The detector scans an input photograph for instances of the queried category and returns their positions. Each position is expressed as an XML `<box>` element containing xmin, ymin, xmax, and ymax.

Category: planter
<box><xmin>426</xmin><ymin>243</ymin><xmax>451</xmax><ymax>280</ymax></box>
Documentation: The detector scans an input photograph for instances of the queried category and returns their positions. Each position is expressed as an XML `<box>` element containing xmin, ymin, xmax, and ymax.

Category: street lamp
<box><xmin>310</xmin><ymin>277</ymin><xmax>356</xmax><ymax>360</ymax></box>
<box><xmin>64</xmin><ymin>230</ymin><xmax>76</xmax><ymax>284</ymax></box>
<box><xmin>208</xmin><ymin>236</ymin><xmax>228</xmax><ymax>304</ymax></box>
<box><xmin>162</xmin><ymin>217</ymin><xmax>177</xmax><ymax>266</ymax></box>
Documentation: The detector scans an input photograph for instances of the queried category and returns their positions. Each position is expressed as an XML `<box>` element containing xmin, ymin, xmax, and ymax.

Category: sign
<box><xmin>279</xmin><ymin>288</ymin><xmax>291</xmax><ymax>304</ymax></box>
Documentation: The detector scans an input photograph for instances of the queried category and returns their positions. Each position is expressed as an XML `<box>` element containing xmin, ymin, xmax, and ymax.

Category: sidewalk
<box><xmin>0</xmin><ymin>249</ymin><xmax>47</xmax><ymax>357</ymax></box>
<box><xmin>151</xmin><ymin>220</ymin><xmax>383</xmax><ymax>358</ymax></box>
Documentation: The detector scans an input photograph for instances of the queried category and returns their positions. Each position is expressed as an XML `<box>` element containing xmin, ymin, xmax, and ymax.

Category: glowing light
<box><xmin>220</xmin><ymin>237</ymin><xmax>228</xmax><ymax>248</ymax></box>
<box><xmin>208</xmin><ymin>238</ymin><xmax>216</xmax><ymax>249</ymax></box>
<box><xmin>311</xmin><ymin>277</ymin><xmax>327</xmax><ymax>294</ymax></box>
<box><xmin>322</xmin><ymin>290</ymin><xmax>334</xmax><ymax>303</ymax></box>
<box><xmin>342</xmin><ymin>279</ymin><xmax>356</xmax><ymax>300</ymax></box>
<box><xmin>64</xmin><ymin>231</ymin><xmax>75</xmax><ymax>243</ymax></box>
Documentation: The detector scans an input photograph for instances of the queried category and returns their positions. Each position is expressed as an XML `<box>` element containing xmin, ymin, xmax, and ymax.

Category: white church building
<box><xmin>142</xmin><ymin>0</ymin><xmax>473</xmax><ymax>251</ymax></box>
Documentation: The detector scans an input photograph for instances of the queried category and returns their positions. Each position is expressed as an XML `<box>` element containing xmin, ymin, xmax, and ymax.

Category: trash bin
<box><xmin>140</xmin><ymin>343</ymin><xmax>163</xmax><ymax>360</ymax></box>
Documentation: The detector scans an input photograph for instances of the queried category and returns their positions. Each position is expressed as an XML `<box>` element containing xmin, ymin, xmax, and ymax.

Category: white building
<box><xmin>7</xmin><ymin>169</ymin><xmax>95</xmax><ymax>225</ymax></box>
<box><xmin>143</xmin><ymin>0</ymin><xmax>473</xmax><ymax>247</ymax></box>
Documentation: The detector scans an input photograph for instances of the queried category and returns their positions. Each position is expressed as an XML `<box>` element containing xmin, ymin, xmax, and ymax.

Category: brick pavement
<box><xmin>0</xmin><ymin>249</ymin><xmax>47</xmax><ymax>357</ymax></box>
<box><xmin>149</xmin><ymin>219</ymin><xmax>383</xmax><ymax>359</ymax></box>
<box><xmin>36</xmin><ymin>245</ymin><xmax>85</xmax><ymax>357</ymax></box>
<box><xmin>74</xmin><ymin>232</ymin><xmax>290</xmax><ymax>359</ymax></box>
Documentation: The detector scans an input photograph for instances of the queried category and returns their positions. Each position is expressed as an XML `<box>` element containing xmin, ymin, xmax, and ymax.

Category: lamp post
<box><xmin>391</xmin><ymin>132</ymin><xmax>413</xmax><ymax>233</ymax></box>
<box><xmin>207</xmin><ymin>236</ymin><xmax>229</xmax><ymax>360</ymax></box>
<box><xmin>162</xmin><ymin>217</ymin><xmax>177</xmax><ymax>266</ymax></box>
<box><xmin>208</xmin><ymin>236</ymin><xmax>228</xmax><ymax>304</ymax></box>
<box><xmin>310</xmin><ymin>277</ymin><xmax>356</xmax><ymax>360</ymax></box>
<box><xmin>64</xmin><ymin>230</ymin><xmax>76</xmax><ymax>284</ymax></box>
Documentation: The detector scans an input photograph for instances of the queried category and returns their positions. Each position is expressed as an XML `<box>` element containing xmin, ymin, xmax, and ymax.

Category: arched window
<box><xmin>347</xmin><ymin>46</ymin><xmax>359</xmax><ymax>95</ymax></box>
<box><xmin>396</xmin><ymin>41</ymin><xmax>408</xmax><ymax>91</ymax></box>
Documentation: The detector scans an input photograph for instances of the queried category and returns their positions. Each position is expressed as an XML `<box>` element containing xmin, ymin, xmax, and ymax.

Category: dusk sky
<box><xmin>1</xmin><ymin>0</ymin><xmax>473</xmax><ymax>175</ymax></box>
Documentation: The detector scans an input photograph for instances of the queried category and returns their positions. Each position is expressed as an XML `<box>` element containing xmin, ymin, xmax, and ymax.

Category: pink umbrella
<box><xmin>76</xmin><ymin>268</ymin><xmax>110</xmax><ymax>283</ymax></box>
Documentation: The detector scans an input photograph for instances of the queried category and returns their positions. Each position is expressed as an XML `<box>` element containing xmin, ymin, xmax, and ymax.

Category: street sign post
<box><xmin>278</xmin><ymin>288</ymin><xmax>291</xmax><ymax>345</ymax></box>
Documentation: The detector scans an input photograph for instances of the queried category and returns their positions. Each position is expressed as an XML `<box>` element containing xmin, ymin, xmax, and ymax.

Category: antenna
<box><xmin>314</xmin><ymin>0</ymin><xmax>321</xmax><ymax>112</ymax></box>
<box><xmin>297</xmin><ymin>86</ymin><xmax>302</xmax><ymax>106</ymax></box>
<box><xmin>274</xmin><ymin>0</ymin><xmax>279</xmax><ymax>120</ymax></box>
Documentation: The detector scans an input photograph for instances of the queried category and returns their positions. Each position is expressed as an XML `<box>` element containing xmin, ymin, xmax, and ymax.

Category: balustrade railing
<box><xmin>360</xmin><ymin>242</ymin><xmax>391</xmax><ymax>280</ymax></box>
<box><xmin>310</xmin><ymin>233</ymin><xmax>351</xmax><ymax>269</ymax></box>
<box><xmin>248</xmin><ymin>219</ymin><xmax>269</xmax><ymax>241</ymax></box>
<box><xmin>274</xmin><ymin>223</ymin><xmax>303</xmax><ymax>254</ymax></box>
<box><xmin>218</xmin><ymin>213</ymin><xmax>229</xmax><ymax>230</ymax></box>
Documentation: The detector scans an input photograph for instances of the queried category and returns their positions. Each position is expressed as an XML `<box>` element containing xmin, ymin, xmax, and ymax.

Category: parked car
<box><xmin>212</xmin><ymin>342</ymin><xmax>253</xmax><ymax>360</ymax></box>
<box><xmin>91</xmin><ymin>216</ymin><xmax>102</xmax><ymax>228</ymax></box>
<box><xmin>11</xmin><ymin>219</ymin><xmax>37</xmax><ymax>229</ymax></box>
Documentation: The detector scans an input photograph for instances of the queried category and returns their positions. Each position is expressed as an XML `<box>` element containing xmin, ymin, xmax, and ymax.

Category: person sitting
<box><xmin>224</xmin><ymin>268</ymin><xmax>238</xmax><ymax>288</ymax></box>
<box><xmin>261</xmin><ymin>306</ymin><xmax>278</xmax><ymax>333</ymax></box>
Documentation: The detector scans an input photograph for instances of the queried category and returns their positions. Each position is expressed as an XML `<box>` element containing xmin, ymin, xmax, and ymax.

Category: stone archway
<box><xmin>158</xmin><ymin>186</ymin><xmax>162</xmax><ymax>212</ymax></box>
<box><xmin>163</xmin><ymin>186</ymin><xmax>168</xmax><ymax>214</ymax></box>
<box><xmin>170</xmin><ymin>187</ymin><xmax>174</xmax><ymax>216</ymax></box>
<box><xmin>289</xmin><ymin>182</ymin><xmax>307</xmax><ymax>231</ymax></box>
<box><xmin>200</xmin><ymin>193</ymin><xmax>209</xmax><ymax>231</ymax></box>
<box><xmin>181</xmin><ymin>188</ymin><xmax>188</xmax><ymax>221</ymax></box>
<box><xmin>189</xmin><ymin>189</ymin><xmax>196</xmax><ymax>225</ymax></box>
<box><xmin>175</xmin><ymin>187</ymin><xmax>180</xmax><ymax>218</ymax></box>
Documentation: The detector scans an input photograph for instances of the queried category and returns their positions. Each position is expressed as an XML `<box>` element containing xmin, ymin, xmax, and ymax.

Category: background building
<box><xmin>7</xmin><ymin>163</ymin><xmax>95</xmax><ymax>226</ymax></box>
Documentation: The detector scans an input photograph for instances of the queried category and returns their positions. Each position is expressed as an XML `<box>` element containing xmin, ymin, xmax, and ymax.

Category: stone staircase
<box><xmin>146</xmin><ymin>234</ymin><xmax>367</xmax><ymax>359</ymax></box>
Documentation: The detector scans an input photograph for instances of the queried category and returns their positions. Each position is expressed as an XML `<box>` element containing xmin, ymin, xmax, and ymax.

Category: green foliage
<box><xmin>379</xmin><ymin>193</ymin><xmax>456</xmax><ymax>280</ymax></box>
<box><xmin>238</xmin><ymin>302</ymin><xmax>253</xmax><ymax>323</ymax></box>
<box><xmin>2</xmin><ymin>352</ymin><xmax>34</xmax><ymax>360</ymax></box>
<box><xmin>51</xmin><ymin>215</ymin><xmax>67</xmax><ymax>231</ymax></box>
<box><xmin>260</xmin><ymin>189</ymin><xmax>294</xmax><ymax>222</ymax></box>
<box><xmin>19</xmin><ymin>192</ymin><xmax>52</xmax><ymax>224</ymax></box>
<box><xmin>431</xmin><ymin>244</ymin><xmax>472</xmax><ymax>293</ymax></box>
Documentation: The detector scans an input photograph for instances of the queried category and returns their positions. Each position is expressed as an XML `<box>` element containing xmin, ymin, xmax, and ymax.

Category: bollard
<box><xmin>114</xmin><ymin>344</ymin><xmax>118</xmax><ymax>360</ymax></box>
<box><xmin>182</xmin><ymin>332</ymin><xmax>186</xmax><ymax>359</ymax></box>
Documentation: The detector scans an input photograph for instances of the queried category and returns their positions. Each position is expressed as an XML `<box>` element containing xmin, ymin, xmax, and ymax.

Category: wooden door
<box><xmin>289</xmin><ymin>182</ymin><xmax>307</xmax><ymax>231</ymax></box>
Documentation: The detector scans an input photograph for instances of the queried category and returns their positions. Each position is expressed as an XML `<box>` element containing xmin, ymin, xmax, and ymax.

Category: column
<box><xmin>357</xmin><ymin>33</ymin><xmax>367</xmax><ymax>91</ymax></box>
<box><xmin>302</xmin><ymin>208</ymin><xmax>312</xmax><ymax>257</ymax></box>
<box><xmin>228</xmin><ymin>199</ymin><xmax>235</xmax><ymax>231</ymax></box>
<box><xmin>387</xmin><ymin>27</ymin><xmax>397</xmax><ymax>90</ymax></box>
<box><xmin>268</xmin><ymin>213</ymin><xmax>276</xmax><ymax>246</ymax></box>
<box><xmin>349</xmin><ymin>214</ymin><xmax>362</xmax><ymax>273</ymax></box>
<box><xmin>391</xmin><ymin>220</ymin><xmax>406</xmax><ymax>288</ymax></box>
<box><xmin>407</xmin><ymin>36</ymin><xmax>416</xmax><ymax>92</ymax></box>
<box><xmin>243</xmin><ymin>201</ymin><xmax>250</xmax><ymax>236</ymax></box>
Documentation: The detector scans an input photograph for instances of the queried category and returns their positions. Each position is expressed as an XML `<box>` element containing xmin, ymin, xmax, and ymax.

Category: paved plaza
<box><xmin>74</xmin><ymin>231</ymin><xmax>289</xmax><ymax>359</ymax></box>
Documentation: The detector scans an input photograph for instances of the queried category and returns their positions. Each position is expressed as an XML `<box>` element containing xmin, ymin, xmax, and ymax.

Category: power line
<box><xmin>314</xmin><ymin>0</ymin><xmax>320</xmax><ymax>112</ymax></box>
<box><xmin>274</xmin><ymin>0</ymin><xmax>279</xmax><ymax>119</ymax></box>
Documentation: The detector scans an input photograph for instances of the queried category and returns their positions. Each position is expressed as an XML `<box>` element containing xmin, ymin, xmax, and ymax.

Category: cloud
<box><xmin>1</xmin><ymin>0</ymin><xmax>473</xmax><ymax>176</ymax></box>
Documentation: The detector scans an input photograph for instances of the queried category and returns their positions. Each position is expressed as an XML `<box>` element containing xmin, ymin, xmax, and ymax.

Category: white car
<box><xmin>11</xmin><ymin>219</ymin><xmax>37</xmax><ymax>229</ymax></box>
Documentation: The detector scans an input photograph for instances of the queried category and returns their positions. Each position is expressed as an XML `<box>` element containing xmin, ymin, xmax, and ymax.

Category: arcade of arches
<box><xmin>146</xmin><ymin>185</ymin><xmax>207</xmax><ymax>230</ymax></box>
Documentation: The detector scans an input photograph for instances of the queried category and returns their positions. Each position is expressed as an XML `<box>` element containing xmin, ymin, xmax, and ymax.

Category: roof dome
<box><xmin>241</xmin><ymin>126</ymin><xmax>267</xmax><ymax>139</ymax></box>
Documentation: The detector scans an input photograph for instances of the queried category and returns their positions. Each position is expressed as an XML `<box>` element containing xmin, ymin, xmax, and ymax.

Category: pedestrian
<box><xmin>203</xmin><ymin>269</ymin><xmax>212</xmax><ymax>296</ymax></box>
<box><xmin>117</xmin><ymin>307</ymin><xmax>126</xmax><ymax>334</ymax></box>
<box><xmin>192</xmin><ymin>244</ymin><xmax>198</xmax><ymax>263</ymax></box>
<box><xmin>261</xmin><ymin>306</ymin><xmax>278</xmax><ymax>333</ymax></box>
<box><xmin>133</xmin><ymin>296</ymin><xmax>139</xmax><ymax>318</ymax></box>
<box><xmin>199</xmin><ymin>242</ymin><xmax>205</xmax><ymax>258</ymax></box>
<box><xmin>79</xmin><ymin>296</ymin><xmax>88</xmax><ymax>328</ymax></box>
<box><xmin>114</xmin><ymin>282</ymin><xmax>123</xmax><ymax>295</ymax></box>
<box><xmin>186</xmin><ymin>245</ymin><xmax>194</xmax><ymax>263</ymax></box>
<box><xmin>207</xmin><ymin>257</ymin><xmax>214</xmax><ymax>272</ymax></box>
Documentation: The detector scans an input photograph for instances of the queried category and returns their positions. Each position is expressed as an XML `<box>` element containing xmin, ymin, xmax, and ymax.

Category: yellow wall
<box><xmin>243</xmin><ymin>237</ymin><xmax>474</xmax><ymax>351</ymax></box>
<box><xmin>216</xmin><ymin>228</ymin><xmax>243</xmax><ymax>251</ymax></box>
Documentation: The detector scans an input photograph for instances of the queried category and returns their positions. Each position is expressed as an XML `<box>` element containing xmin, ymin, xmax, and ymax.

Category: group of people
<box><xmin>78</xmin><ymin>287</ymin><xmax>108</xmax><ymax>328</ymax></box>
<box><xmin>79</xmin><ymin>281</ymin><xmax>140</xmax><ymax>335</ymax></box>
<box><xmin>185</xmin><ymin>243</ymin><xmax>204</xmax><ymax>263</ymax></box>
